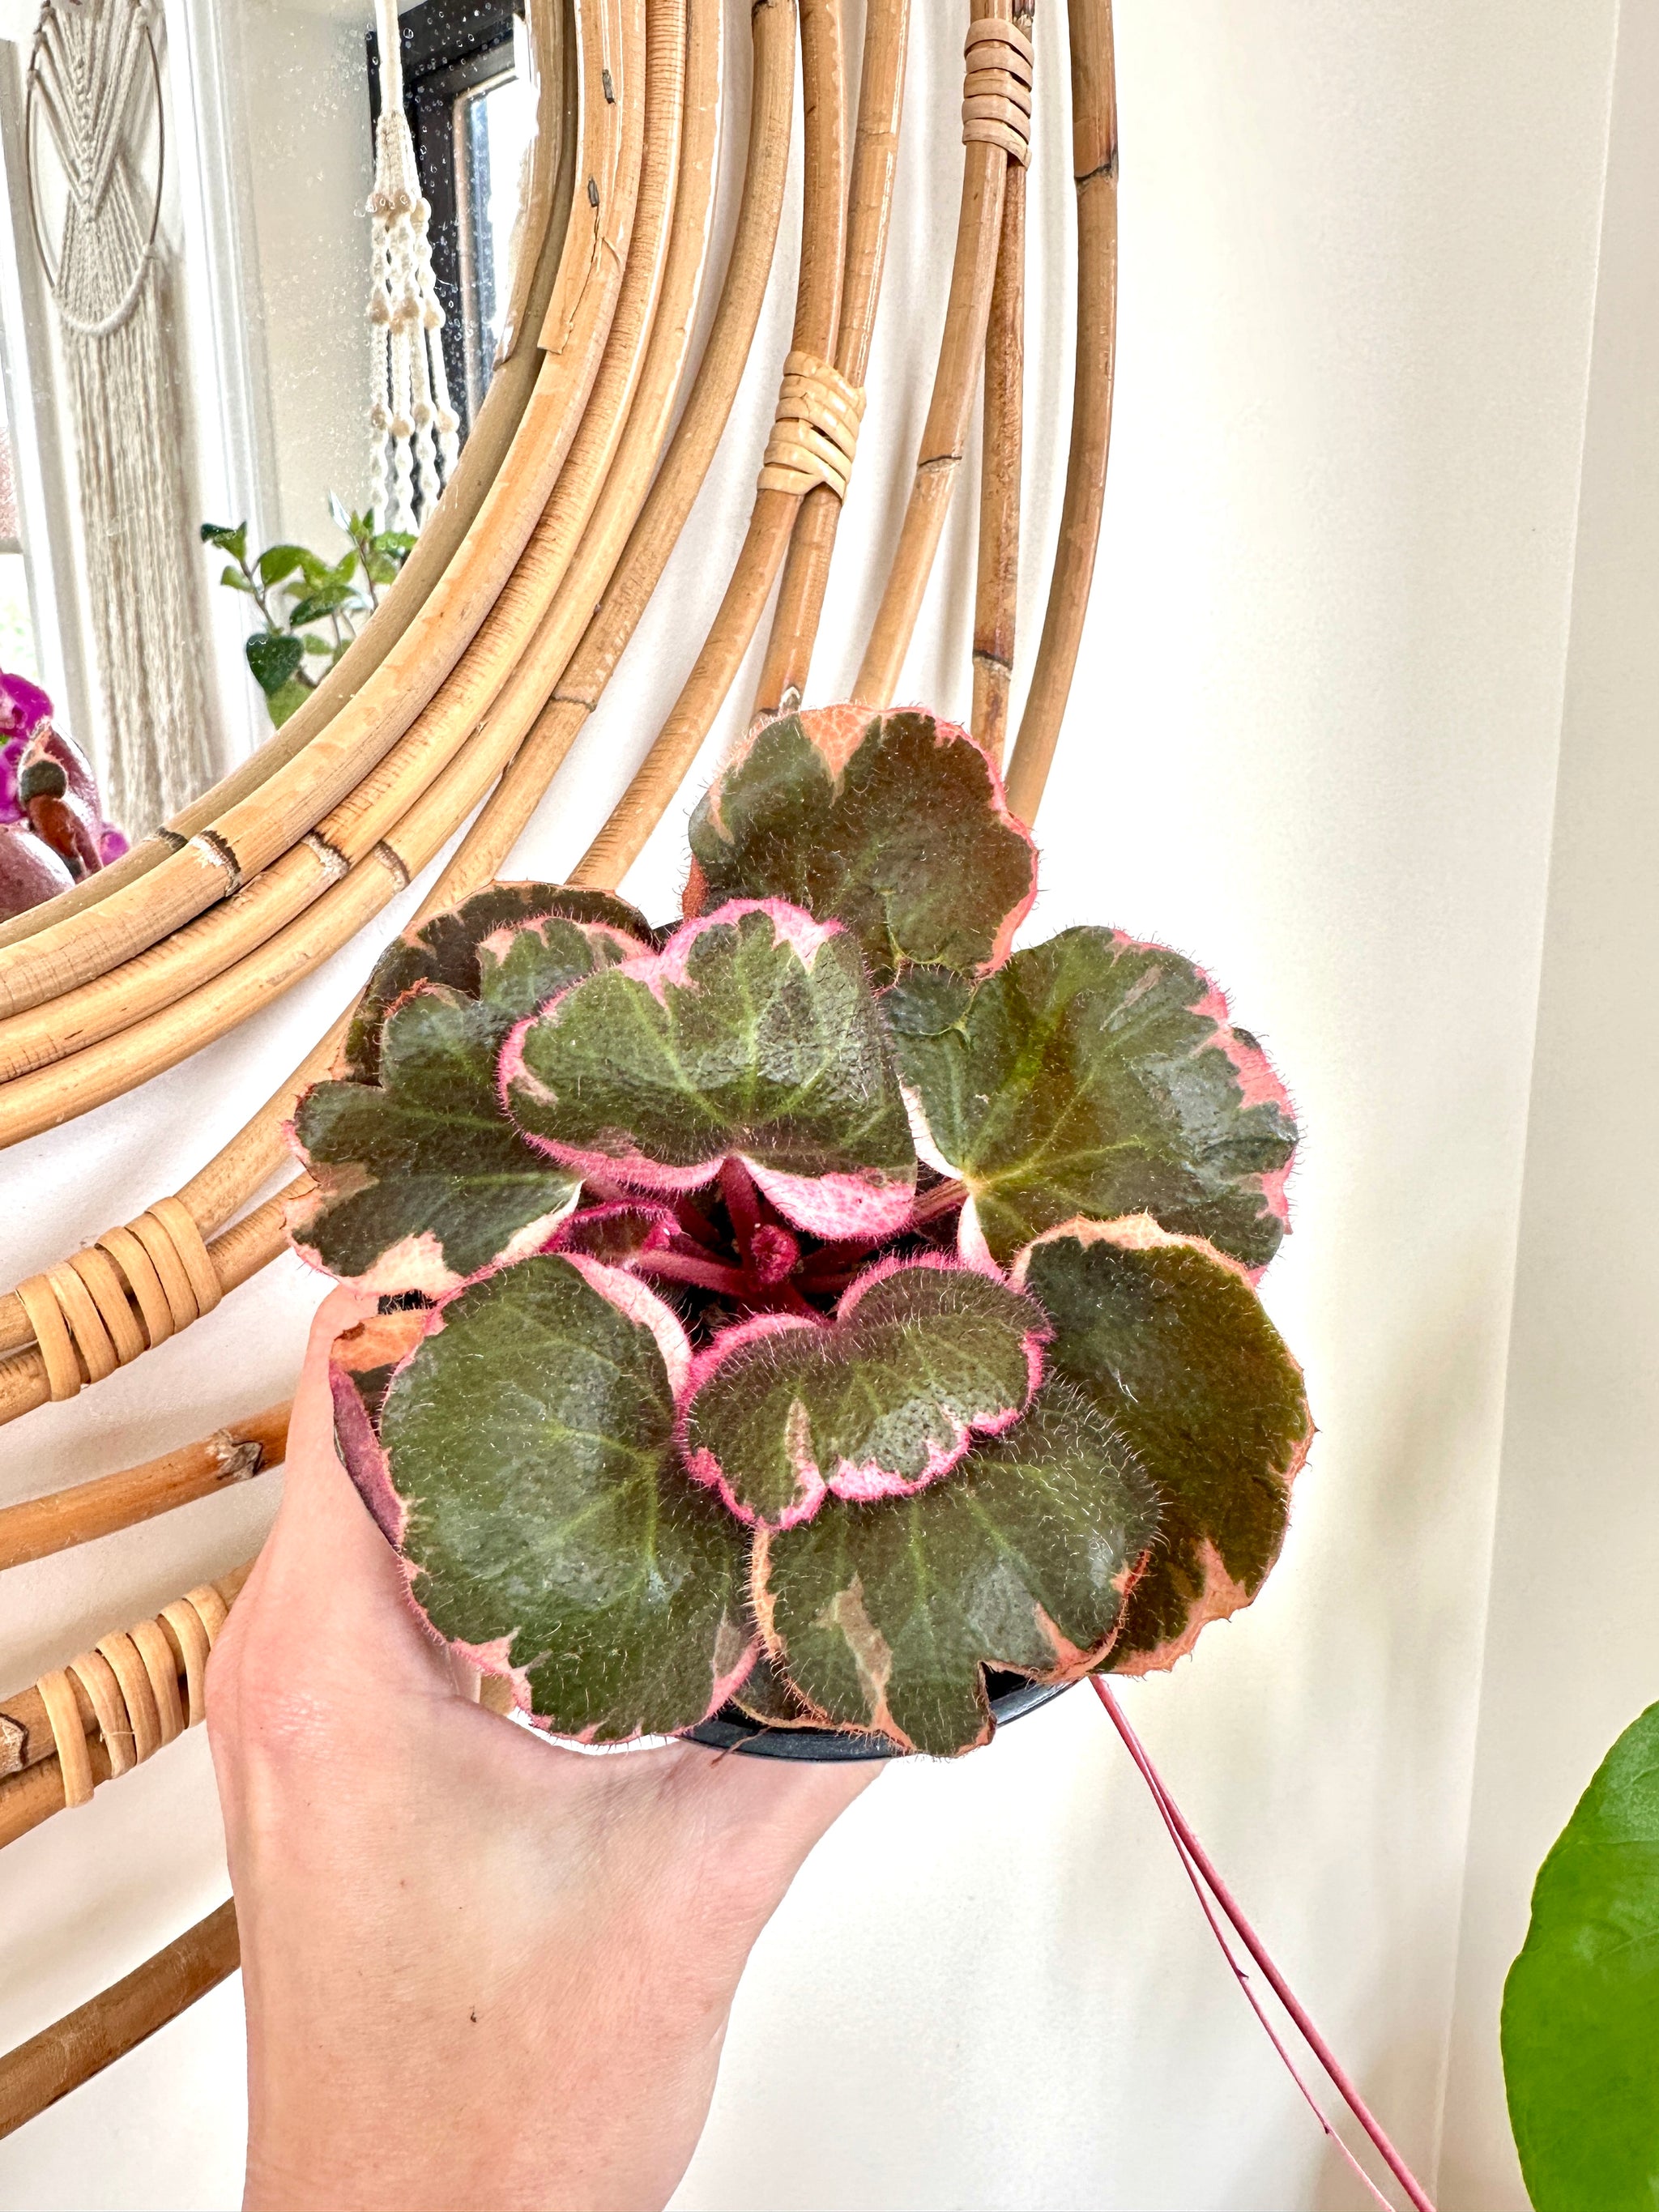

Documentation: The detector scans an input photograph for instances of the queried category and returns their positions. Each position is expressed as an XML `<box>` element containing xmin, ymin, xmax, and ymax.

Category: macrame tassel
<box><xmin>368</xmin><ymin>0</ymin><xmax>460</xmax><ymax>535</ymax></box>
<box><xmin>28</xmin><ymin>0</ymin><xmax>215</xmax><ymax>831</ymax></box>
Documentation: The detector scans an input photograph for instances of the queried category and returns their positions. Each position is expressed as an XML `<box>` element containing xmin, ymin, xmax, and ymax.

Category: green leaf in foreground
<box><xmin>1502</xmin><ymin>1702</ymin><xmax>1659</xmax><ymax>2212</ymax></box>
<box><xmin>895</xmin><ymin>926</ymin><xmax>1298</xmax><ymax>1271</ymax></box>
<box><xmin>683</xmin><ymin>1261</ymin><xmax>1046</xmax><ymax>1528</ymax></box>
<box><xmin>503</xmin><ymin>901</ymin><xmax>917</xmax><ymax>1240</ymax></box>
<box><xmin>379</xmin><ymin>1255</ymin><xmax>753</xmax><ymax>1740</ymax></box>
<box><xmin>686</xmin><ymin>706</ymin><xmax>1036</xmax><ymax>986</ymax></box>
<box><xmin>755</xmin><ymin>1384</ymin><xmax>1158</xmax><ymax>1755</ymax></box>
<box><xmin>1017</xmin><ymin>1218</ymin><xmax>1311</xmax><ymax>1674</ymax></box>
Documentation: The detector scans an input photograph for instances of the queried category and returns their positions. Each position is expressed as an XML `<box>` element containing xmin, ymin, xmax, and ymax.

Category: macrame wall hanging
<box><xmin>367</xmin><ymin>0</ymin><xmax>460</xmax><ymax>533</ymax></box>
<box><xmin>24</xmin><ymin>0</ymin><xmax>214</xmax><ymax>832</ymax></box>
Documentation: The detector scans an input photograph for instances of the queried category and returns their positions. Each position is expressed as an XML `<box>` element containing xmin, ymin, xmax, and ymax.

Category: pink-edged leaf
<box><xmin>753</xmin><ymin>1382</ymin><xmax>1158</xmax><ymax>1756</ymax></box>
<box><xmin>501</xmin><ymin>900</ymin><xmax>917</xmax><ymax>1242</ymax></box>
<box><xmin>289</xmin><ymin>904</ymin><xmax>651</xmax><ymax>1297</ymax></box>
<box><xmin>1013</xmin><ymin>1216</ymin><xmax>1313</xmax><ymax>1675</ymax></box>
<box><xmin>731</xmin><ymin>1645</ymin><xmax>821</xmax><ymax>1728</ymax></box>
<box><xmin>680</xmin><ymin>1258</ymin><xmax>1047</xmax><ymax>1529</ymax></box>
<box><xmin>686</xmin><ymin>705</ymin><xmax>1036</xmax><ymax>986</ymax></box>
<box><xmin>343</xmin><ymin>880</ymin><xmax>656</xmax><ymax>1082</ymax></box>
<box><xmin>367</xmin><ymin>1253</ymin><xmax>754</xmax><ymax>1741</ymax></box>
<box><xmin>893</xmin><ymin>925</ymin><xmax>1298</xmax><ymax>1272</ymax></box>
<box><xmin>548</xmin><ymin>1200</ymin><xmax>678</xmax><ymax>1264</ymax></box>
<box><xmin>329</xmin><ymin>1305</ymin><xmax>428</xmax><ymax>1546</ymax></box>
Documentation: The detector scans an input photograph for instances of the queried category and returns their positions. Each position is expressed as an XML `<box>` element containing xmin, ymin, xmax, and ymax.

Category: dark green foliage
<box><xmin>896</xmin><ymin>927</ymin><xmax>1298</xmax><ymax>1270</ymax></box>
<box><xmin>1021</xmin><ymin>1223</ymin><xmax>1311</xmax><ymax>1671</ymax></box>
<box><xmin>683</xmin><ymin>1263</ymin><xmax>1043</xmax><ymax>1527</ymax></box>
<box><xmin>755</xmin><ymin>1385</ymin><xmax>1158</xmax><ymax>1754</ymax></box>
<box><xmin>687</xmin><ymin>707</ymin><xmax>1035</xmax><ymax>986</ymax></box>
<box><xmin>379</xmin><ymin>1255</ymin><xmax>752</xmax><ymax>1740</ymax></box>
<box><xmin>504</xmin><ymin>903</ymin><xmax>916</xmax><ymax>1238</ymax></box>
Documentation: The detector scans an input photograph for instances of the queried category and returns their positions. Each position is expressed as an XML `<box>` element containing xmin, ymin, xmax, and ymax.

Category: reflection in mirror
<box><xmin>0</xmin><ymin>0</ymin><xmax>547</xmax><ymax>918</ymax></box>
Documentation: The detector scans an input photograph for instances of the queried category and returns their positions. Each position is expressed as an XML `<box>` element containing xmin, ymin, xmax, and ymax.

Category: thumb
<box><xmin>225</xmin><ymin>1285</ymin><xmax>453</xmax><ymax>1703</ymax></box>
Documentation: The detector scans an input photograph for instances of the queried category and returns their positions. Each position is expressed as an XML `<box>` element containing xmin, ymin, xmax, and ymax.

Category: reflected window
<box><xmin>0</xmin><ymin>369</ymin><xmax>41</xmax><ymax>685</ymax></box>
<box><xmin>368</xmin><ymin>0</ymin><xmax>532</xmax><ymax>437</ymax></box>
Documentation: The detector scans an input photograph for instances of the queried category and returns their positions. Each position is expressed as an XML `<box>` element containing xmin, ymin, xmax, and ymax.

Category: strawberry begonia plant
<box><xmin>287</xmin><ymin>705</ymin><xmax>1312</xmax><ymax>1756</ymax></box>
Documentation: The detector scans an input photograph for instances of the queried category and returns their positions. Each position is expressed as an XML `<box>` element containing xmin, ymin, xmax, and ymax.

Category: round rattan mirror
<box><xmin>0</xmin><ymin>0</ymin><xmax>565</xmax><ymax>884</ymax></box>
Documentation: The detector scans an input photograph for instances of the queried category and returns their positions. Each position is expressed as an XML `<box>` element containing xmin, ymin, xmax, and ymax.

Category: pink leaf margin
<box><xmin>676</xmin><ymin>1255</ymin><xmax>1048</xmax><ymax>1530</ymax></box>
<box><xmin>684</xmin><ymin>704</ymin><xmax>1038</xmax><ymax>977</ymax></box>
<box><xmin>498</xmin><ymin>898</ymin><xmax>918</xmax><ymax>1242</ymax></box>
<box><xmin>326</xmin><ymin>1256</ymin><xmax>751</xmax><ymax>1740</ymax></box>
<box><xmin>1010</xmin><ymin>1212</ymin><xmax>1316</xmax><ymax>1679</ymax></box>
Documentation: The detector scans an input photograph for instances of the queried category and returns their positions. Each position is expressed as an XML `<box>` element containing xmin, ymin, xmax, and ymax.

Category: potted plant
<box><xmin>286</xmin><ymin>705</ymin><xmax>1312</xmax><ymax>1757</ymax></box>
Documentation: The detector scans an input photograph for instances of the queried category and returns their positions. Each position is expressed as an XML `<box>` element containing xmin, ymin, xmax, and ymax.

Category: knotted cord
<box><xmin>25</xmin><ymin>0</ymin><xmax>215</xmax><ymax>829</ymax></box>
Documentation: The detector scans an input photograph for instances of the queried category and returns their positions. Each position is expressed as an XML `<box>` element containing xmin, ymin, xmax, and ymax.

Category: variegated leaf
<box><xmin>754</xmin><ymin>1383</ymin><xmax>1158</xmax><ymax>1756</ymax></box>
<box><xmin>894</xmin><ymin>926</ymin><xmax>1298</xmax><ymax>1272</ymax></box>
<box><xmin>1015</xmin><ymin>1217</ymin><xmax>1312</xmax><ymax>1674</ymax></box>
<box><xmin>374</xmin><ymin>1253</ymin><xmax>755</xmax><ymax>1741</ymax></box>
<box><xmin>686</xmin><ymin>707</ymin><xmax>1036</xmax><ymax>986</ymax></box>
<box><xmin>681</xmin><ymin>1259</ymin><xmax>1047</xmax><ymax>1528</ymax></box>
<box><xmin>344</xmin><ymin>881</ymin><xmax>655</xmax><ymax>1081</ymax></box>
<box><xmin>502</xmin><ymin>901</ymin><xmax>917</xmax><ymax>1241</ymax></box>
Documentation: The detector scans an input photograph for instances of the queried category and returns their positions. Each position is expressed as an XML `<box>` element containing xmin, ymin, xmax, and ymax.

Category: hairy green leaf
<box><xmin>344</xmin><ymin>881</ymin><xmax>655</xmax><ymax>1083</ymax></box>
<box><xmin>377</xmin><ymin>1255</ymin><xmax>753</xmax><ymax>1741</ymax></box>
<box><xmin>1503</xmin><ymin>1703</ymin><xmax>1659</xmax><ymax>2212</ymax></box>
<box><xmin>503</xmin><ymin>901</ymin><xmax>917</xmax><ymax>1241</ymax></box>
<box><xmin>686</xmin><ymin>707</ymin><xmax>1036</xmax><ymax>987</ymax></box>
<box><xmin>755</xmin><ymin>1383</ymin><xmax>1158</xmax><ymax>1754</ymax></box>
<box><xmin>1017</xmin><ymin>1218</ymin><xmax>1311</xmax><ymax>1673</ymax></box>
<box><xmin>683</xmin><ymin>1260</ymin><xmax>1045</xmax><ymax>1528</ymax></box>
<box><xmin>290</xmin><ymin>985</ymin><xmax>582</xmax><ymax>1295</ymax></box>
<box><xmin>896</xmin><ymin>926</ymin><xmax>1297</xmax><ymax>1271</ymax></box>
<box><xmin>293</xmin><ymin>895</ymin><xmax>652</xmax><ymax>1294</ymax></box>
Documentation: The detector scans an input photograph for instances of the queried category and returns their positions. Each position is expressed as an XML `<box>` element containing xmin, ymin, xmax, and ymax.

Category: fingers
<box><xmin>237</xmin><ymin>1285</ymin><xmax>453</xmax><ymax>1700</ymax></box>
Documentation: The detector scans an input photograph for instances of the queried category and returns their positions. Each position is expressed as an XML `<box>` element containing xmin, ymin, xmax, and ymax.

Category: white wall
<box><xmin>0</xmin><ymin>2</ymin><xmax>1631</xmax><ymax>2206</ymax></box>
<box><xmin>1439</xmin><ymin>0</ymin><xmax>1659</xmax><ymax>2202</ymax></box>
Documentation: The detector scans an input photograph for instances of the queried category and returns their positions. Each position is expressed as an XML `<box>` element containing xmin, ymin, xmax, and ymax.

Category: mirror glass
<box><xmin>0</xmin><ymin>0</ymin><xmax>552</xmax><ymax>917</ymax></box>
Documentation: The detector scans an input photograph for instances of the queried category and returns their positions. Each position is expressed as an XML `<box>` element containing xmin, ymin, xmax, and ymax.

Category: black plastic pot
<box><xmin>684</xmin><ymin>1672</ymin><xmax>1070</xmax><ymax>1761</ymax></box>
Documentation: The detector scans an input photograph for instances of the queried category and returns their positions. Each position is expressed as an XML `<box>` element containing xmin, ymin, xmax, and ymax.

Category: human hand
<box><xmin>207</xmin><ymin>1287</ymin><xmax>877</xmax><ymax>2212</ymax></box>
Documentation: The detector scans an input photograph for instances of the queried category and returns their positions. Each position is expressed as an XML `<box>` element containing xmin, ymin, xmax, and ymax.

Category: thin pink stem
<box><xmin>634</xmin><ymin>1251</ymin><xmax>753</xmax><ymax>1298</ymax></box>
<box><xmin>719</xmin><ymin>1157</ymin><xmax>765</xmax><ymax>1264</ymax></box>
<box><xmin>1091</xmin><ymin>1678</ymin><xmax>1436</xmax><ymax>2212</ymax></box>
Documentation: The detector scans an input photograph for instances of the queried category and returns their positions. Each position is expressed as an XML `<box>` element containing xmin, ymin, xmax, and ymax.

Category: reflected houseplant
<box><xmin>286</xmin><ymin>705</ymin><xmax>1311</xmax><ymax>1757</ymax></box>
<box><xmin>0</xmin><ymin>672</ymin><xmax>128</xmax><ymax>921</ymax></box>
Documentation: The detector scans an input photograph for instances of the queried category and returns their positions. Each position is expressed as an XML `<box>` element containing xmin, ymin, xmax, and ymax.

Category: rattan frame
<box><xmin>0</xmin><ymin>0</ymin><xmax>1120</xmax><ymax>2133</ymax></box>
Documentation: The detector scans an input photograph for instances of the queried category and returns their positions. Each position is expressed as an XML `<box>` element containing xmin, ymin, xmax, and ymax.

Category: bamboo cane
<box><xmin>851</xmin><ymin>0</ymin><xmax>1016</xmax><ymax>707</ymax></box>
<box><xmin>0</xmin><ymin>1406</ymin><xmax>289</xmax><ymax>1573</ymax></box>
<box><xmin>0</xmin><ymin>1903</ymin><xmax>240</xmax><ymax>2141</ymax></box>
<box><xmin>570</xmin><ymin>0</ymin><xmax>850</xmax><ymax>889</ymax></box>
<box><xmin>0</xmin><ymin>1562</ymin><xmax>254</xmax><ymax>1851</ymax></box>
<box><xmin>1003</xmin><ymin>0</ymin><xmax>1115</xmax><ymax>821</ymax></box>
<box><xmin>1</xmin><ymin>1562</ymin><xmax>254</xmax><ymax>1782</ymax></box>
<box><xmin>437</xmin><ymin>0</ymin><xmax>794</xmax><ymax>889</ymax></box>
<box><xmin>0</xmin><ymin>1186</ymin><xmax>305</xmax><ymax>1425</ymax></box>
<box><xmin>0</xmin><ymin>0</ymin><xmax>681</xmax><ymax>1103</ymax></box>
<box><xmin>0</xmin><ymin>0</ymin><xmax>635</xmax><ymax>1022</ymax></box>
<box><xmin>0</xmin><ymin>0</ymin><xmax>576</xmax><ymax>957</ymax></box>
<box><xmin>970</xmin><ymin>2</ymin><xmax>1032</xmax><ymax>764</ymax></box>
<box><xmin>753</xmin><ymin>0</ymin><xmax>912</xmax><ymax>715</ymax></box>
